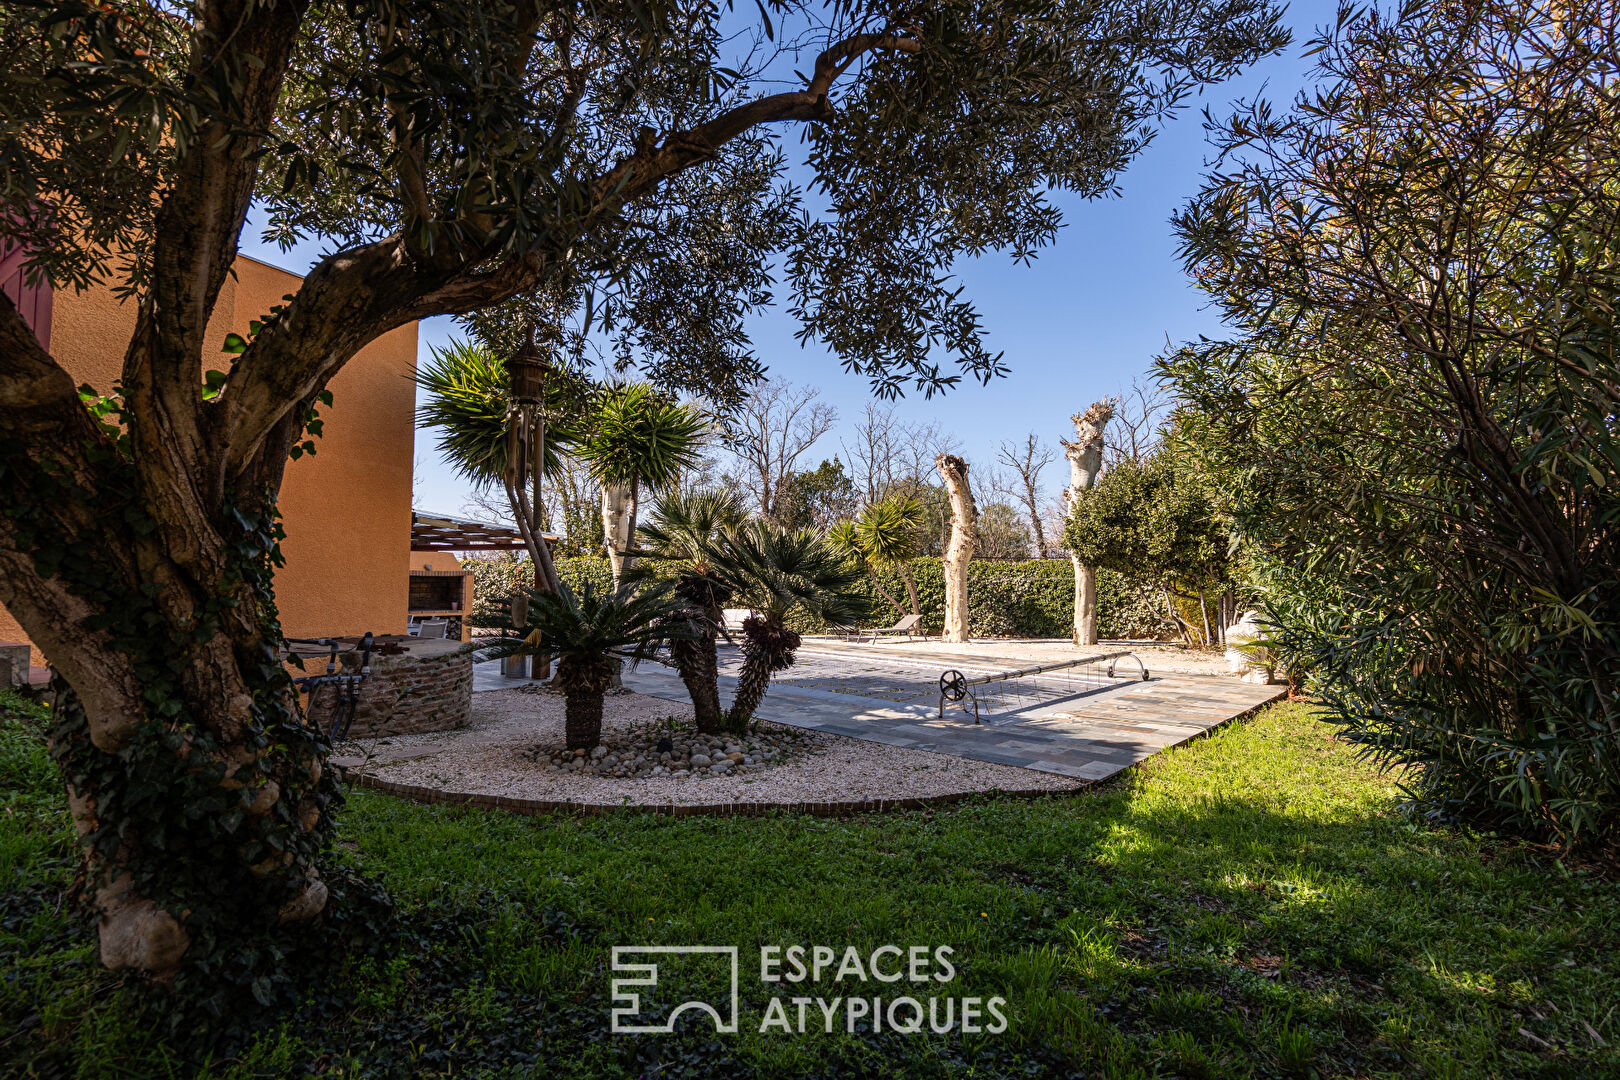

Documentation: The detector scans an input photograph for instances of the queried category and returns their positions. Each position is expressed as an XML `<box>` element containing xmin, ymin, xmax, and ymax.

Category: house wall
<box><xmin>0</xmin><ymin>254</ymin><xmax>417</xmax><ymax>667</ymax></box>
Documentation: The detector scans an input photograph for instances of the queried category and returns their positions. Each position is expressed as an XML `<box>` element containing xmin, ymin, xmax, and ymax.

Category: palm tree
<box><xmin>630</xmin><ymin>489</ymin><xmax>749</xmax><ymax>733</ymax></box>
<box><xmin>826</xmin><ymin>518</ymin><xmax>907</xmax><ymax>619</ymax></box>
<box><xmin>413</xmin><ymin>340</ymin><xmax>576</xmax><ymax>593</ymax></box>
<box><xmin>711</xmin><ymin>522</ymin><xmax>871</xmax><ymax>728</ymax></box>
<box><xmin>573</xmin><ymin>383</ymin><xmax>708</xmax><ymax>587</ymax></box>
<box><xmin>827</xmin><ymin>496</ymin><xmax>925</xmax><ymax>617</ymax></box>
<box><xmin>488</xmin><ymin>581</ymin><xmax>690</xmax><ymax>750</ymax></box>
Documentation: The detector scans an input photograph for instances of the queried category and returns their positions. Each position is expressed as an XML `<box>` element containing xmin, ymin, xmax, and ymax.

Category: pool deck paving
<box><xmin>477</xmin><ymin>639</ymin><xmax>1286</xmax><ymax>783</ymax></box>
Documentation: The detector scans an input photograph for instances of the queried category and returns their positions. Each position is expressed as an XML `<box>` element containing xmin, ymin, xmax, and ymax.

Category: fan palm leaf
<box><xmin>706</xmin><ymin>522</ymin><xmax>873</xmax><ymax>726</ymax></box>
<box><xmin>634</xmin><ymin>488</ymin><xmax>750</xmax><ymax>576</ymax></box>
<box><xmin>626</xmin><ymin>488</ymin><xmax>749</xmax><ymax>732</ymax></box>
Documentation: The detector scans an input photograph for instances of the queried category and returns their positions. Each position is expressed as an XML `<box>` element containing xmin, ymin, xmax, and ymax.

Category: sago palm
<box><xmin>710</xmin><ymin>522</ymin><xmax>871</xmax><ymax>727</ymax></box>
<box><xmin>572</xmin><ymin>382</ymin><xmax>709</xmax><ymax>585</ymax></box>
<box><xmin>629</xmin><ymin>489</ymin><xmax>748</xmax><ymax>733</ymax></box>
<box><xmin>487</xmin><ymin>580</ymin><xmax>691</xmax><ymax>750</ymax></box>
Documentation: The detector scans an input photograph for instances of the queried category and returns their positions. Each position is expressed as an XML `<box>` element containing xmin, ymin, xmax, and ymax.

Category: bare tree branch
<box><xmin>996</xmin><ymin>433</ymin><xmax>1056</xmax><ymax>556</ymax></box>
<box><xmin>723</xmin><ymin>379</ymin><xmax>837</xmax><ymax>519</ymax></box>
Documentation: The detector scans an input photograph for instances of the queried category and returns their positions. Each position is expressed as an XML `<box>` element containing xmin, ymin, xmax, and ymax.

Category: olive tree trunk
<box><xmin>1062</xmin><ymin>400</ymin><xmax>1115</xmax><ymax>646</ymax></box>
<box><xmin>0</xmin><ymin>0</ymin><xmax>1046</xmax><ymax>987</ymax></box>
<box><xmin>1</xmin><ymin>316</ymin><xmax>338</xmax><ymax>977</ymax></box>
<box><xmin>937</xmin><ymin>453</ymin><xmax>978</xmax><ymax>644</ymax></box>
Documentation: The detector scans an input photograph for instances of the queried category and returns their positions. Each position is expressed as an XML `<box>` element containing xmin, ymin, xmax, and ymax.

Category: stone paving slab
<box><xmin>618</xmin><ymin>645</ymin><xmax>1286</xmax><ymax>783</ymax></box>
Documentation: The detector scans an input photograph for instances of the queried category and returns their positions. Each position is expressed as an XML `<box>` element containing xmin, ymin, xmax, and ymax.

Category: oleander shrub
<box><xmin>1165</xmin><ymin>0</ymin><xmax>1620</xmax><ymax>844</ymax></box>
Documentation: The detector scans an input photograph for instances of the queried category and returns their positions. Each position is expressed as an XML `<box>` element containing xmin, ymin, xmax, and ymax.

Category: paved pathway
<box><xmin>515</xmin><ymin>641</ymin><xmax>1288</xmax><ymax>783</ymax></box>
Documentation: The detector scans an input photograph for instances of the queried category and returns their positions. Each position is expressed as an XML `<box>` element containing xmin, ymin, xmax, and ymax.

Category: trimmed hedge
<box><xmin>466</xmin><ymin>552</ymin><xmax>1174</xmax><ymax>639</ymax></box>
<box><xmin>465</xmin><ymin>554</ymin><xmax>616</xmax><ymax>628</ymax></box>
<box><xmin>836</xmin><ymin>558</ymin><xmax>1173</xmax><ymax>640</ymax></box>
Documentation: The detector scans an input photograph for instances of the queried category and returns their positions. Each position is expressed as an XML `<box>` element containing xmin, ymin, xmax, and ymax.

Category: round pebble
<box><xmin>531</xmin><ymin>720</ymin><xmax>809</xmax><ymax>782</ymax></box>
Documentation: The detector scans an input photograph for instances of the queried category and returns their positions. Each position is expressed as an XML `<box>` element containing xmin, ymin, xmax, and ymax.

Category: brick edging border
<box><xmin>346</xmin><ymin>771</ymin><xmax>1080</xmax><ymax>819</ymax></box>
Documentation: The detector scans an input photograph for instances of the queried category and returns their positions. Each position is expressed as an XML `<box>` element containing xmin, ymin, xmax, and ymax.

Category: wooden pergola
<box><xmin>409</xmin><ymin>509</ymin><xmax>557</xmax><ymax>552</ymax></box>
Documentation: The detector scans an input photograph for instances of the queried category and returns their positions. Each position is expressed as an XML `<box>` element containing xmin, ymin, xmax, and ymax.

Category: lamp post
<box><xmin>504</xmin><ymin>325</ymin><xmax>560</xmax><ymax>679</ymax></box>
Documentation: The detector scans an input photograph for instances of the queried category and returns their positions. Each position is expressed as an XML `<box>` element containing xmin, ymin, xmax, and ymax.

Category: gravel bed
<box><xmin>341</xmin><ymin>688</ymin><xmax>1083</xmax><ymax>807</ymax></box>
<box><xmin>530</xmin><ymin>706</ymin><xmax>818</xmax><ymax>779</ymax></box>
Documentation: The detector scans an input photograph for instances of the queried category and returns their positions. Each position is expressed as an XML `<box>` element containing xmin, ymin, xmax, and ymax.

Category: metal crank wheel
<box><xmin>939</xmin><ymin>669</ymin><xmax>968</xmax><ymax>703</ymax></box>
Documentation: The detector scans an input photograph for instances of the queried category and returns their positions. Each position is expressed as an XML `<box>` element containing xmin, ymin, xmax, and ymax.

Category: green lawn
<box><xmin>2</xmin><ymin>690</ymin><xmax>1616</xmax><ymax>1079</ymax></box>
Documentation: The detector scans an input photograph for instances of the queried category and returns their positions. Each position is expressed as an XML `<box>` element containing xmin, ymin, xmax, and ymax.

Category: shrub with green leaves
<box><xmin>1165</xmin><ymin>0</ymin><xmax>1620</xmax><ymax>844</ymax></box>
<box><xmin>796</xmin><ymin>558</ymin><xmax>1171</xmax><ymax>640</ymax></box>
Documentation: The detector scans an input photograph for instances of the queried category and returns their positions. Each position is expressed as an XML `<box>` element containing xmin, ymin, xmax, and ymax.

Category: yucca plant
<box><xmin>710</xmin><ymin>522</ymin><xmax>871</xmax><ymax>727</ymax></box>
<box><xmin>826</xmin><ymin>518</ymin><xmax>908</xmax><ymax>619</ymax></box>
<box><xmin>413</xmin><ymin>340</ymin><xmax>583</xmax><ymax>489</ymax></box>
<box><xmin>573</xmin><ymin>382</ymin><xmax>709</xmax><ymax>586</ymax></box>
<box><xmin>630</xmin><ymin>489</ymin><xmax>749</xmax><ymax>733</ymax></box>
<box><xmin>483</xmin><ymin>581</ymin><xmax>691</xmax><ymax>750</ymax></box>
<box><xmin>854</xmin><ymin>496</ymin><xmax>926</xmax><ymax>616</ymax></box>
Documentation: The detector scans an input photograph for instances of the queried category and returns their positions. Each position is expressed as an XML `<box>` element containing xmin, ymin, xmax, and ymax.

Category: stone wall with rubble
<box><xmin>300</xmin><ymin>637</ymin><xmax>472</xmax><ymax>739</ymax></box>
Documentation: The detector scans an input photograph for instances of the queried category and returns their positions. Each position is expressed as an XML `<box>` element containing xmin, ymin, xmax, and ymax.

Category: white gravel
<box><xmin>340</xmin><ymin>687</ymin><xmax>1083</xmax><ymax>807</ymax></box>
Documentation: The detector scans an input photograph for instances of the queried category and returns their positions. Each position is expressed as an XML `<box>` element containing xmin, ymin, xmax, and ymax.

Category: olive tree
<box><xmin>0</xmin><ymin>0</ymin><xmax>1286</xmax><ymax>978</ymax></box>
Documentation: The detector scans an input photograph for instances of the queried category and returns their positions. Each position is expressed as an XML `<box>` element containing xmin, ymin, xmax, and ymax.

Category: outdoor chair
<box><xmin>414</xmin><ymin>618</ymin><xmax>449</xmax><ymax>640</ymax></box>
<box><xmin>720</xmin><ymin>608</ymin><xmax>756</xmax><ymax>633</ymax></box>
<box><xmin>845</xmin><ymin>613</ymin><xmax>923</xmax><ymax>643</ymax></box>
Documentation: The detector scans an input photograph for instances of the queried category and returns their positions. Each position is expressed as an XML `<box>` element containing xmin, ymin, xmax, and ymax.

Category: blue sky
<box><xmin>241</xmin><ymin>0</ymin><xmax>1335</xmax><ymax>517</ymax></box>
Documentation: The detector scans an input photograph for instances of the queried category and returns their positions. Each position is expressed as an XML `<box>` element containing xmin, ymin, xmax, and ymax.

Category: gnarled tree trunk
<box><xmin>937</xmin><ymin>453</ymin><xmax>978</xmax><ymax>644</ymax></box>
<box><xmin>0</xmin><ymin>0</ymin><xmax>350</xmax><ymax>971</ymax></box>
<box><xmin>1</xmin><ymin>324</ymin><xmax>338</xmax><ymax>977</ymax></box>
<box><xmin>1062</xmin><ymin>400</ymin><xmax>1115</xmax><ymax>646</ymax></box>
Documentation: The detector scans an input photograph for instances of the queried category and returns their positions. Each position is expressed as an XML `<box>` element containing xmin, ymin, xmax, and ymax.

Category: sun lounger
<box><xmin>845</xmin><ymin>613</ymin><xmax>923</xmax><ymax>642</ymax></box>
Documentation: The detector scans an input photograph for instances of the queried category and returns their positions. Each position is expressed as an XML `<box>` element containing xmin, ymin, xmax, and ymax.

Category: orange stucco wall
<box><xmin>409</xmin><ymin>552</ymin><xmax>461</xmax><ymax>572</ymax></box>
<box><xmin>0</xmin><ymin>254</ymin><xmax>417</xmax><ymax>667</ymax></box>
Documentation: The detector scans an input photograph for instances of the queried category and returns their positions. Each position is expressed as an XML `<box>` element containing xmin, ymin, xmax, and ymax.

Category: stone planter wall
<box><xmin>299</xmin><ymin>637</ymin><xmax>473</xmax><ymax>739</ymax></box>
